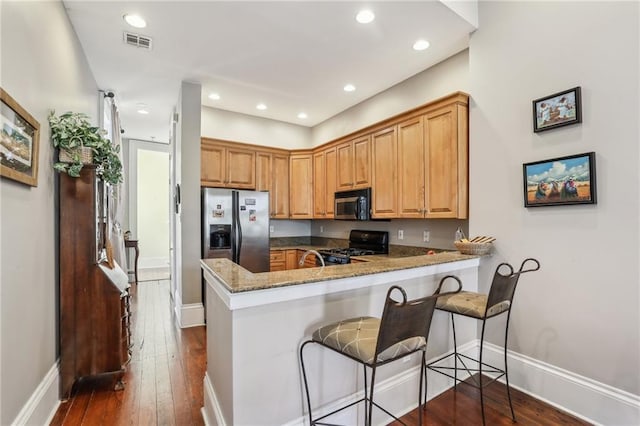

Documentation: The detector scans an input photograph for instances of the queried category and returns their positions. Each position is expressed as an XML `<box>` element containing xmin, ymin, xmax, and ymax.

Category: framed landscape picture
<box><xmin>523</xmin><ymin>152</ymin><xmax>596</xmax><ymax>207</ymax></box>
<box><xmin>0</xmin><ymin>88</ymin><xmax>40</xmax><ymax>186</ymax></box>
<box><xmin>533</xmin><ymin>86</ymin><xmax>582</xmax><ymax>133</ymax></box>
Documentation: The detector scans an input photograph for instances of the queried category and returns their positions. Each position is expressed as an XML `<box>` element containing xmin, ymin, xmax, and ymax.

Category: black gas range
<box><xmin>317</xmin><ymin>230</ymin><xmax>389</xmax><ymax>266</ymax></box>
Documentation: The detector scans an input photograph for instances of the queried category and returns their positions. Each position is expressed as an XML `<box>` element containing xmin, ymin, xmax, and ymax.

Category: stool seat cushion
<box><xmin>436</xmin><ymin>291</ymin><xmax>510</xmax><ymax>319</ymax></box>
<box><xmin>312</xmin><ymin>316</ymin><xmax>426</xmax><ymax>365</ymax></box>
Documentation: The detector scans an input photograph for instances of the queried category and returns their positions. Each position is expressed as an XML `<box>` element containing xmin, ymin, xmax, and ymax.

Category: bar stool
<box><xmin>299</xmin><ymin>276</ymin><xmax>462</xmax><ymax>426</ymax></box>
<box><xmin>426</xmin><ymin>258</ymin><xmax>540</xmax><ymax>425</ymax></box>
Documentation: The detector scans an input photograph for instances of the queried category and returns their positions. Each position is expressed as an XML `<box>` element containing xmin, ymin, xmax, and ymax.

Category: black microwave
<box><xmin>334</xmin><ymin>188</ymin><xmax>371</xmax><ymax>220</ymax></box>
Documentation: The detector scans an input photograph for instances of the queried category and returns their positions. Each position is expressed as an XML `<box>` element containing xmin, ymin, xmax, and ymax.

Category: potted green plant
<box><xmin>48</xmin><ymin>111</ymin><xmax>122</xmax><ymax>184</ymax></box>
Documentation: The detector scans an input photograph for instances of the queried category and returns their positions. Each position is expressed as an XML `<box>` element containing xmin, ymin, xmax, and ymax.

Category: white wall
<box><xmin>311</xmin><ymin>49</ymin><xmax>470</xmax><ymax>146</ymax></box>
<box><xmin>201</xmin><ymin>106</ymin><xmax>311</xmax><ymax>150</ymax></box>
<box><xmin>0</xmin><ymin>1</ymin><xmax>99</xmax><ymax>424</ymax></box>
<box><xmin>269</xmin><ymin>219</ymin><xmax>311</xmax><ymax>238</ymax></box>
<box><xmin>469</xmin><ymin>1</ymin><xmax>639</xmax><ymax>396</ymax></box>
<box><xmin>176</xmin><ymin>82</ymin><xmax>202</xmax><ymax>305</ymax></box>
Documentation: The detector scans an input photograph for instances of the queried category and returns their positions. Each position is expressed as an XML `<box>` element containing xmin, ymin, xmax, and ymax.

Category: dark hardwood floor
<box><xmin>50</xmin><ymin>279</ymin><xmax>589</xmax><ymax>426</ymax></box>
<box><xmin>393</xmin><ymin>375</ymin><xmax>592</xmax><ymax>425</ymax></box>
<box><xmin>50</xmin><ymin>280</ymin><xmax>206</xmax><ymax>426</ymax></box>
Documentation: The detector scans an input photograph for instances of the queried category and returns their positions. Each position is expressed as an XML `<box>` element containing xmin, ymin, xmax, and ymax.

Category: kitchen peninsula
<box><xmin>201</xmin><ymin>253</ymin><xmax>481</xmax><ymax>425</ymax></box>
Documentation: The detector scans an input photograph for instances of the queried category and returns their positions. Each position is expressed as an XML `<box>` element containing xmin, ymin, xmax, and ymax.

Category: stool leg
<box><xmin>479</xmin><ymin>319</ymin><xmax>487</xmax><ymax>426</ymax></box>
<box><xmin>299</xmin><ymin>341</ymin><xmax>314</xmax><ymax>425</ymax></box>
<box><xmin>368</xmin><ymin>367</ymin><xmax>377</xmax><ymax>426</ymax></box>
<box><xmin>505</xmin><ymin>311</ymin><xmax>516</xmax><ymax>421</ymax></box>
<box><xmin>363</xmin><ymin>364</ymin><xmax>369</xmax><ymax>426</ymax></box>
<box><xmin>451</xmin><ymin>313</ymin><xmax>458</xmax><ymax>389</ymax></box>
<box><xmin>419</xmin><ymin>351</ymin><xmax>425</xmax><ymax>426</ymax></box>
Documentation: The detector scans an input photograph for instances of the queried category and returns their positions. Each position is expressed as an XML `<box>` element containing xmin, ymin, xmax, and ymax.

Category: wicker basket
<box><xmin>454</xmin><ymin>241</ymin><xmax>493</xmax><ymax>255</ymax></box>
<box><xmin>59</xmin><ymin>146</ymin><xmax>93</xmax><ymax>164</ymax></box>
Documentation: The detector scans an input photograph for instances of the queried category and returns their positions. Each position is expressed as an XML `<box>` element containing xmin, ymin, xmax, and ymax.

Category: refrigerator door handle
<box><xmin>231</xmin><ymin>191</ymin><xmax>238</xmax><ymax>262</ymax></box>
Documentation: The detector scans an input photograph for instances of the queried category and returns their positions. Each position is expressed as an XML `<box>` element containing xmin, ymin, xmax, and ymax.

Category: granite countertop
<box><xmin>201</xmin><ymin>251</ymin><xmax>478</xmax><ymax>293</ymax></box>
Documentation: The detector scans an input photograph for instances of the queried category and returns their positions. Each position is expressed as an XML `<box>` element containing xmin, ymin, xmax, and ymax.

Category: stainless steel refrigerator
<box><xmin>202</xmin><ymin>188</ymin><xmax>270</xmax><ymax>273</ymax></box>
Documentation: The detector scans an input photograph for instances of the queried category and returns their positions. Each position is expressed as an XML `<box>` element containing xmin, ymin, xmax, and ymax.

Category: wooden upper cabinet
<box><xmin>313</xmin><ymin>151</ymin><xmax>326</xmax><ymax>218</ymax></box>
<box><xmin>313</xmin><ymin>147</ymin><xmax>337</xmax><ymax>218</ymax></box>
<box><xmin>336</xmin><ymin>136</ymin><xmax>371</xmax><ymax>191</ymax></box>
<box><xmin>371</xmin><ymin>126</ymin><xmax>398</xmax><ymax>218</ymax></box>
<box><xmin>324</xmin><ymin>147</ymin><xmax>337</xmax><ymax>218</ymax></box>
<box><xmin>256</xmin><ymin>152</ymin><xmax>271</xmax><ymax>192</ymax></box>
<box><xmin>424</xmin><ymin>103</ymin><xmax>467</xmax><ymax>218</ymax></box>
<box><xmin>289</xmin><ymin>153</ymin><xmax>313</xmax><ymax>219</ymax></box>
<box><xmin>352</xmin><ymin>136</ymin><xmax>371</xmax><ymax>188</ymax></box>
<box><xmin>201</xmin><ymin>139</ymin><xmax>255</xmax><ymax>189</ymax></box>
<box><xmin>201</xmin><ymin>143</ymin><xmax>226</xmax><ymax>187</ymax></box>
<box><xmin>271</xmin><ymin>154</ymin><xmax>290</xmax><ymax>218</ymax></box>
<box><xmin>398</xmin><ymin>116</ymin><xmax>426</xmax><ymax>218</ymax></box>
<box><xmin>256</xmin><ymin>151</ymin><xmax>290</xmax><ymax>218</ymax></box>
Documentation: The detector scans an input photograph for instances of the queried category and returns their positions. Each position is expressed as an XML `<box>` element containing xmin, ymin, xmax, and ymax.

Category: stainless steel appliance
<box><xmin>202</xmin><ymin>188</ymin><xmax>270</xmax><ymax>273</ymax></box>
<box><xmin>317</xmin><ymin>230</ymin><xmax>388</xmax><ymax>266</ymax></box>
<box><xmin>334</xmin><ymin>188</ymin><xmax>371</xmax><ymax>220</ymax></box>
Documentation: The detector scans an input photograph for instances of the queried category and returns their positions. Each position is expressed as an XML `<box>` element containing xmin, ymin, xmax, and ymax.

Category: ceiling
<box><xmin>63</xmin><ymin>1</ymin><xmax>477</xmax><ymax>143</ymax></box>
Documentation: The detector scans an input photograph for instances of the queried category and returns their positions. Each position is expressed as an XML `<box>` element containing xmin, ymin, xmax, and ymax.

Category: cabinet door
<box><xmin>313</xmin><ymin>151</ymin><xmax>326</xmax><ymax>218</ymax></box>
<box><xmin>256</xmin><ymin>152</ymin><xmax>271</xmax><ymax>193</ymax></box>
<box><xmin>424</xmin><ymin>105</ymin><xmax>458</xmax><ymax>218</ymax></box>
<box><xmin>371</xmin><ymin>127</ymin><xmax>398</xmax><ymax>218</ymax></box>
<box><xmin>285</xmin><ymin>250</ymin><xmax>299</xmax><ymax>270</ymax></box>
<box><xmin>289</xmin><ymin>154</ymin><xmax>313</xmax><ymax>219</ymax></box>
<box><xmin>398</xmin><ymin>117</ymin><xmax>426</xmax><ymax>218</ymax></box>
<box><xmin>201</xmin><ymin>143</ymin><xmax>226</xmax><ymax>187</ymax></box>
<box><xmin>324</xmin><ymin>147</ymin><xmax>337</xmax><ymax>218</ymax></box>
<box><xmin>271</xmin><ymin>154</ymin><xmax>290</xmax><ymax>219</ymax></box>
<box><xmin>227</xmin><ymin>148</ymin><xmax>255</xmax><ymax>189</ymax></box>
<box><xmin>336</xmin><ymin>141</ymin><xmax>354</xmax><ymax>190</ymax></box>
<box><xmin>353</xmin><ymin>136</ymin><xmax>371</xmax><ymax>188</ymax></box>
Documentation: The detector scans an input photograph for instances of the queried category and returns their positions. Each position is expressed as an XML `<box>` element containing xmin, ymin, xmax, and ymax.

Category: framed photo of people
<box><xmin>532</xmin><ymin>86</ymin><xmax>582</xmax><ymax>133</ymax></box>
<box><xmin>523</xmin><ymin>152</ymin><xmax>596</xmax><ymax>207</ymax></box>
<box><xmin>0</xmin><ymin>88</ymin><xmax>40</xmax><ymax>186</ymax></box>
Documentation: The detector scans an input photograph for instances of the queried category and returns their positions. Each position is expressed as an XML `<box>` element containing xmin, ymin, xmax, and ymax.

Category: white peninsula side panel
<box><xmin>202</xmin><ymin>259</ymin><xmax>480</xmax><ymax>426</ymax></box>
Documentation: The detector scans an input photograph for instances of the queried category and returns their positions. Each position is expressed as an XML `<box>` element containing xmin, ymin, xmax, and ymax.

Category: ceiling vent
<box><xmin>123</xmin><ymin>32</ymin><xmax>152</xmax><ymax>50</ymax></box>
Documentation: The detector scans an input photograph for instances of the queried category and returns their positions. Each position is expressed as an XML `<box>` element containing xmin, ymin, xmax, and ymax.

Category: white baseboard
<box><xmin>203</xmin><ymin>372</ymin><xmax>227</xmax><ymax>426</ymax></box>
<box><xmin>173</xmin><ymin>289</ymin><xmax>205</xmax><ymax>328</ymax></box>
<box><xmin>138</xmin><ymin>256</ymin><xmax>170</xmax><ymax>269</ymax></box>
<box><xmin>481</xmin><ymin>342</ymin><xmax>640</xmax><ymax>426</ymax></box>
<box><xmin>11</xmin><ymin>362</ymin><xmax>60</xmax><ymax>426</ymax></box>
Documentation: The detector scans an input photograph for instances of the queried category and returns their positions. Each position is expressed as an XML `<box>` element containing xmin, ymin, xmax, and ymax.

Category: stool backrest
<box><xmin>486</xmin><ymin>258</ymin><xmax>540</xmax><ymax>317</ymax></box>
<box><xmin>375</xmin><ymin>276</ymin><xmax>462</xmax><ymax>360</ymax></box>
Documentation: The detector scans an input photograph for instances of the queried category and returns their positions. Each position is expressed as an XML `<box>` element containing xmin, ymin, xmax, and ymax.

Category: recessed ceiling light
<box><xmin>297</xmin><ymin>112</ymin><xmax>308</xmax><ymax>119</ymax></box>
<box><xmin>123</xmin><ymin>14</ymin><xmax>147</xmax><ymax>29</ymax></box>
<box><xmin>343</xmin><ymin>84</ymin><xmax>356</xmax><ymax>92</ymax></box>
<box><xmin>137</xmin><ymin>109</ymin><xmax>149</xmax><ymax>115</ymax></box>
<box><xmin>356</xmin><ymin>10</ymin><xmax>375</xmax><ymax>24</ymax></box>
<box><xmin>413</xmin><ymin>39</ymin><xmax>430</xmax><ymax>51</ymax></box>
<box><xmin>208</xmin><ymin>93</ymin><xmax>221</xmax><ymax>100</ymax></box>
<box><xmin>256</xmin><ymin>103</ymin><xmax>267</xmax><ymax>110</ymax></box>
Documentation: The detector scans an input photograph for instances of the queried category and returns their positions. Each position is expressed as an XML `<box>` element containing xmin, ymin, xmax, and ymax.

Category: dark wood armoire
<box><xmin>59</xmin><ymin>166</ymin><xmax>131</xmax><ymax>399</ymax></box>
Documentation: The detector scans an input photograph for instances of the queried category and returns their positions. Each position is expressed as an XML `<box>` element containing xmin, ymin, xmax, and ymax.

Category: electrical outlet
<box><xmin>423</xmin><ymin>230</ymin><xmax>430</xmax><ymax>242</ymax></box>
<box><xmin>269</xmin><ymin>225</ymin><xmax>274</xmax><ymax>233</ymax></box>
<box><xmin>398</xmin><ymin>229</ymin><xmax>404</xmax><ymax>240</ymax></box>
<box><xmin>320</xmin><ymin>226</ymin><xmax>324</xmax><ymax>233</ymax></box>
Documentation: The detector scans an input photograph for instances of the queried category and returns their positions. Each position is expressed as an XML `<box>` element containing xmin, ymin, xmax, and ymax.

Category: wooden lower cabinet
<box><xmin>270</xmin><ymin>250</ymin><xmax>286</xmax><ymax>271</ymax></box>
<box><xmin>270</xmin><ymin>249</ymin><xmax>303</xmax><ymax>271</ymax></box>
<box><xmin>297</xmin><ymin>250</ymin><xmax>317</xmax><ymax>268</ymax></box>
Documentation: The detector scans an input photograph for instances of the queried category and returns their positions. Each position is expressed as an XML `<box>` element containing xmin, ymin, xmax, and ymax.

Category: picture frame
<box><xmin>0</xmin><ymin>88</ymin><xmax>40</xmax><ymax>186</ymax></box>
<box><xmin>532</xmin><ymin>86</ymin><xmax>582</xmax><ymax>133</ymax></box>
<box><xmin>523</xmin><ymin>152</ymin><xmax>596</xmax><ymax>207</ymax></box>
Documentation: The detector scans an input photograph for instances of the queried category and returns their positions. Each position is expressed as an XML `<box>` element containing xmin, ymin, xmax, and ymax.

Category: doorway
<box><xmin>128</xmin><ymin>140</ymin><xmax>171</xmax><ymax>281</ymax></box>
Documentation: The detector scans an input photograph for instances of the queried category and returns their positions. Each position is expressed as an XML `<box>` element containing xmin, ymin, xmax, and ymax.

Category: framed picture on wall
<box><xmin>532</xmin><ymin>86</ymin><xmax>582</xmax><ymax>133</ymax></box>
<box><xmin>523</xmin><ymin>152</ymin><xmax>597</xmax><ymax>207</ymax></box>
<box><xmin>0</xmin><ymin>88</ymin><xmax>40</xmax><ymax>186</ymax></box>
